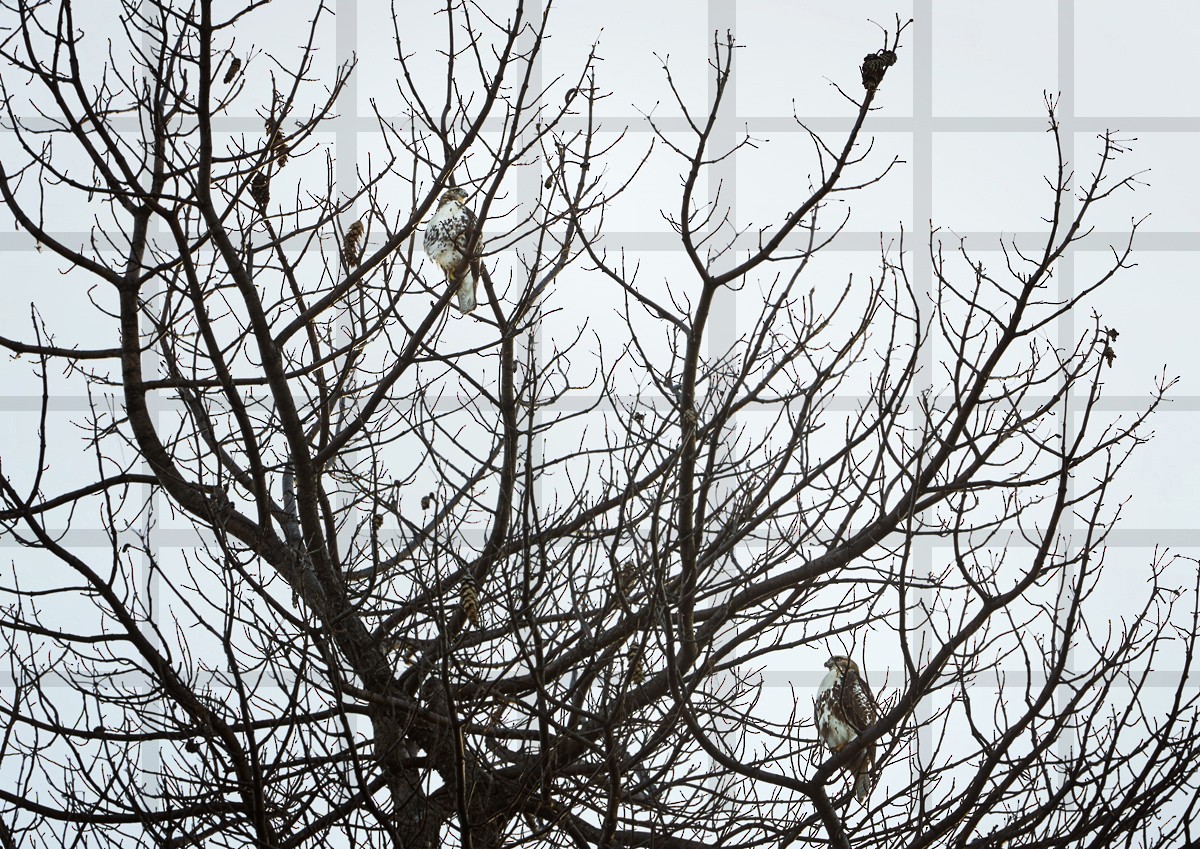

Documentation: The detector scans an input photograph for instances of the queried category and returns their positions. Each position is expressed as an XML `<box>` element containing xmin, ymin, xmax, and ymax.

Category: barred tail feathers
<box><xmin>853</xmin><ymin>748</ymin><xmax>875</xmax><ymax>805</ymax></box>
<box><xmin>454</xmin><ymin>270</ymin><xmax>477</xmax><ymax>314</ymax></box>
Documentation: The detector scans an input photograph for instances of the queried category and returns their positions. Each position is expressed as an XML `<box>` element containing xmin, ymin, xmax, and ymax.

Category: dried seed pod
<box><xmin>384</xmin><ymin>638</ymin><xmax>419</xmax><ymax>665</ymax></box>
<box><xmin>265</xmin><ymin>120</ymin><xmax>289</xmax><ymax>169</ymax></box>
<box><xmin>615</xmin><ymin>562</ymin><xmax>637</xmax><ymax>596</ymax></box>
<box><xmin>1099</xmin><ymin>327</ymin><xmax>1118</xmax><ymax>367</ymax></box>
<box><xmin>343</xmin><ymin>220</ymin><xmax>364</xmax><ymax>267</ymax></box>
<box><xmin>488</xmin><ymin>698</ymin><xmax>510</xmax><ymax>728</ymax></box>
<box><xmin>223</xmin><ymin>56</ymin><xmax>242</xmax><ymax>85</ymax></box>
<box><xmin>460</xmin><ymin>577</ymin><xmax>480</xmax><ymax>627</ymax></box>
<box><xmin>250</xmin><ymin>173</ymin><xmax>270</xmax><ymax>209</ymax></box>
<box><xmin>627</xmin><ymin>645</ymin><xmax>645</xmax><ymax>685</ymax></box>
<box><xmin>861</xmin><ymin>54</ymin><xmax>886</xmax><ymax>91</ymax></box>
<box><xmin>860</xmin><ymin>49</ymin><xmax>897</xmax><ymax>92</ymax></box>
<box><xmin>271</xmin><ymin>132</ymin><xmax>289</xmax><ymax>169</ymax></box>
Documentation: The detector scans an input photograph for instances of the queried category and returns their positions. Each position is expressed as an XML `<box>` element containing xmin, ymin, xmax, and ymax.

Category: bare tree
<box><xmin>1</xmin><ymin>2</ymin><xmax>1197</xmax><ymax>848</ymax></box>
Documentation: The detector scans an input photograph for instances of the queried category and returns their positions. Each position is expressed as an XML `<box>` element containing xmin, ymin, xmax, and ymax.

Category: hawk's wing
<box><xmin>456</xmin><ymin>204</ymin><xmax>478</xmax><ymax>249</ymax></box>
<box><xmin>442</xmin><ymin>204</ymin><xmax>479</xmax><ymax>256</ymax></box>
<box><xmin>839</xmin><ymin>667</ymin><xmax>878</xmax><ymax>732</ymax></box>
<box><xmin>814</xmin><ymin>687</ymin><xmax>830</xmax><ymax>740</ymax></box>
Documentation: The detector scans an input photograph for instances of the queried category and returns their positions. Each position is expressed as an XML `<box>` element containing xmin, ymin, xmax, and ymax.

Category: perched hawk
<box><xmin>814</xmin><ymin>655</ymin><xmax>879</xmax><ymax>804</ymax></box>
<box><xmin>423</xmin><ymin>187</ymin><xmax>481</xmax><ymax>314</ymax></box>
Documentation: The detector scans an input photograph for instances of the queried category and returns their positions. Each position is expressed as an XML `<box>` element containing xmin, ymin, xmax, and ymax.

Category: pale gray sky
<box><xmin>1</xmin><ymin>0</ymin><xmax>1197</xmax><ymax>834</ymax></box>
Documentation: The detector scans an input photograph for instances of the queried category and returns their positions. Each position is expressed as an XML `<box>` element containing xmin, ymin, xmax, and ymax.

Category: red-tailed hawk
<box><xmin>423</xmin><ymin>187</ymin><xmax>481</xmax><ymax>314</ymax></box>
<box><xmin>814</xmin><ymin>655</ymin><xmax>879</xmax><ymax>804</ymax></box>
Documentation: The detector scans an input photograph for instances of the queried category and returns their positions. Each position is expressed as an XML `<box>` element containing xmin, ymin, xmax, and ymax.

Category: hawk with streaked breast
<box><xmin>423</xmin><ymin>187</ymin><xmax>481</xmax><ymax>314</ymax></box>
<box><xmin>814</xmin><ymin>655</ymin><xmax>879</xmax><ymax>804</ymax></box>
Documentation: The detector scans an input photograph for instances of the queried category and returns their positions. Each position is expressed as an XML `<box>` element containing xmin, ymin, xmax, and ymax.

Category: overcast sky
<box><xmin>2</xmin><ymin>3</ymin><xmax>1195</xmax><ymax>640</ymax></box>
<box><xmin>1</xmin><ymin>0</ymin><xmax>1197</xmax><ymax>821</ymax></box>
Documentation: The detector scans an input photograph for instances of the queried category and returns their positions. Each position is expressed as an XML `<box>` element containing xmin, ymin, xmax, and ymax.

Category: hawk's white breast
<box><xmin>424</xmin><ymin>203</ymin><xmax>469</xmax><ymax>273</ymax></box>
<box><xmin>816</xmin><ymin>667</ymin><xmax>856</xmax><ymax>750</ymax></box>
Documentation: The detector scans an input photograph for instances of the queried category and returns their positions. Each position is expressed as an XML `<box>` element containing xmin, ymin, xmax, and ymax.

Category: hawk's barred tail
<box><xmin>854</xmin><ymin>755</ymin><xmax>873</xmax><ymax>805</ymax></box>
<box><xmin>455</xmin><ymin>272</ymin><xmax>477</xmax><ymax>314</ymax></box>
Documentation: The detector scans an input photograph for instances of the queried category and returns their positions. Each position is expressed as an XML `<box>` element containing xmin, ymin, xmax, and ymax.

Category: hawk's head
<box><xmin>824</xmin><ymin>655</ymin><xmax>860</xmax><ymax>675</ymax></box>
<box><xmin>438</xmin><ymin>187</ymin><xmax>469</xmax><ymax>206</ymax></box>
